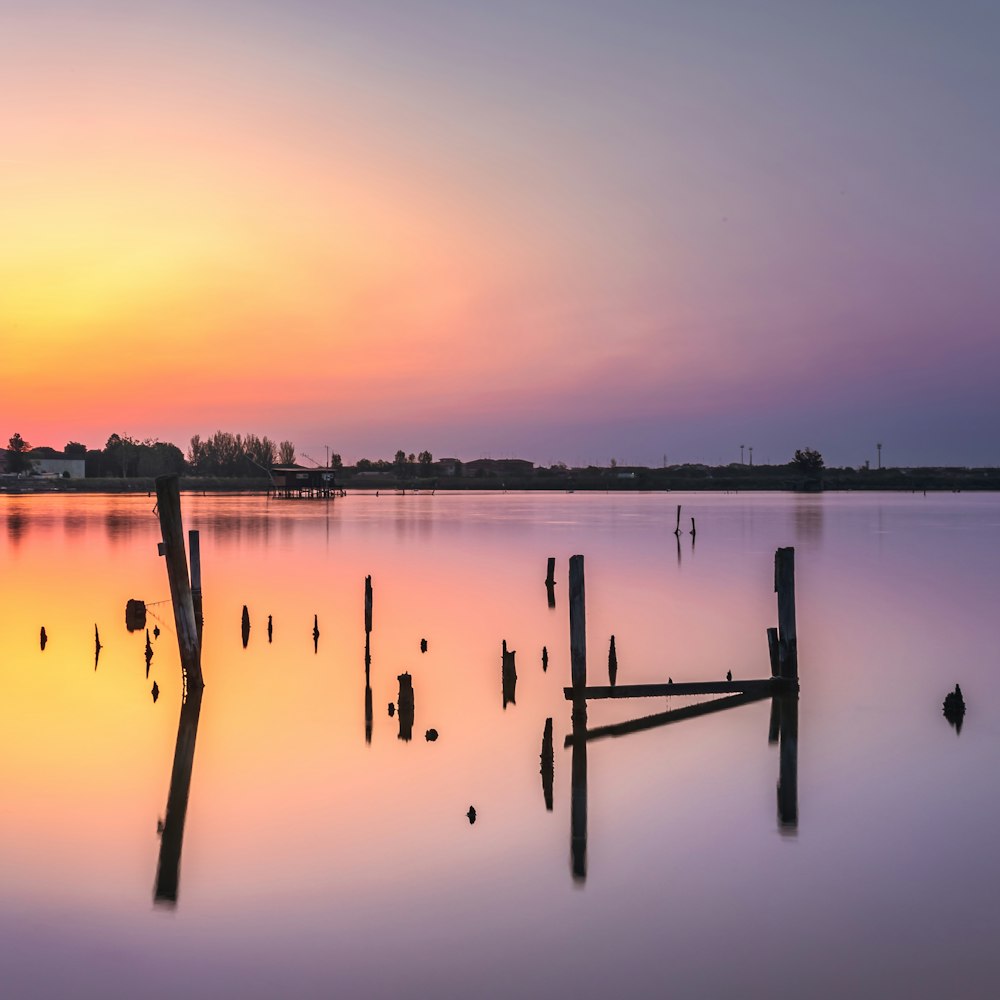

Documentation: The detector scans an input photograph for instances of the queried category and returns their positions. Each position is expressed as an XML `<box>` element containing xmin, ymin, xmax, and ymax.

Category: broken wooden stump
<box><xmin>397</xmin><ymin>673</ymin><xmax>414</xmax><ymax>740</ymax></box>
<box><xmin>542</xmin><ymin>645</ymin><xmax>549</xmax><ymax>672</ymax></box>
<box><xmin>40</xmin><ymin>626</ymin><xmax>47</xmax><ymax>651</ymax></box>
<box><xmin>943</xmin><ymin>684</ymin><xmax>966</xmax><ymax>733</ymax></box>
<box><xmin>420</xmin><ymin>638</ymin><xmax>428</xmax><ymax>653</ymax></box>
<box><xmin>502</xmin><ymin>640</ymin><xmax>517</xmax><ymax>708</ymax></box>
<box><xmin>267</xmin><ymin>614</ymin><xmax>273</xmax><ymax>643</ymax></box>
<box><xmin>541</xmin><ymin>718</ymin><xmax>554</xmax><ymax>811</ymax></box>
<box><xmin>125</xmin><ymin>599</ymin><xmax>146</xmax><ymax>633</ymax></box>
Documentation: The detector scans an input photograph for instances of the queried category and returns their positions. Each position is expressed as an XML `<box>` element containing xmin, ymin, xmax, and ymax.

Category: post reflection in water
<box><xmin>565</xmin><ymin>691</ymin><xmax>799</xmax><ymax>883</ymax></box>
<box><xmin>776</xmin><ymin>694</ymin><xmax>798</xmax><ymax>831</ymax></box>
<box><xmin>570</xmin><ymin>698</ymin><xmax>587</xmax><ymax>883</ymax></box>
<box><xmin>364</xmin><ymin>634</ymin><xmax>373</xmax><ymax>745</ymax></box>
<box><xmin>154</xmin><ymin>685</ymin><xmax>204</xmax><ymax>906</ymax></box>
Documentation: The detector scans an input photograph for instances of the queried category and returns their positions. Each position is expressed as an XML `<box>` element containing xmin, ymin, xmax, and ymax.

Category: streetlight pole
<box><xmin>749</xmin><ymin>446</ymin><xmax>753</xmax><ymax>467</ymax></box>
<box><xmin>740</xmin><ymin>444</ymin><xmax>745</xmax><ymax>465</ymax></box>
<box><xmin>876</xmin><ymin>442</ymin><xmax>882</xmax><ymax>470</ymax></box>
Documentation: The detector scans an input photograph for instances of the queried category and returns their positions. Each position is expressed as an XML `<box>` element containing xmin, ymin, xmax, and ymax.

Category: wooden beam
<box><xmin>564</xmin><ymin>678</ymin><xmax>785</xmax><ymax>700</ymax></box>
<box><xmin>564</xmin><ymin>690</ymin><xmax>773</xmax><ymax>746</ymax></box>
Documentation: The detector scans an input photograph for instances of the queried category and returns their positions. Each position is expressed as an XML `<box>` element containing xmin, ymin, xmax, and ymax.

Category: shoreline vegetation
<box><xmin>4</xmin><ymin>433</ymin><xmax>998</xmax><ymax>494</ymax></box>
<box><xmin>2</xmin><ymin>464</ymin><xmax>999</xmax><ymax>495</ymax></box>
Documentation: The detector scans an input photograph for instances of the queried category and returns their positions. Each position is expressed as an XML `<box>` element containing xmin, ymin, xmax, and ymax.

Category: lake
<box><xmin>1</xmin><ymin>490</ymin><xmax>998</xmax><ymax>999</ymax></box>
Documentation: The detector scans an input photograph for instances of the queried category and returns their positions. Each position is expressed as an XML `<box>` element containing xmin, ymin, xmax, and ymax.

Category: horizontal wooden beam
<box><xmin>564</xmin><ymin>678</ymin><xmax>787</xmax><ymax>700</ymax></box>
<box><xmin>565</xmin><ymin>690</ymin><xmax>774</xmax><ymax>747</ymax></box>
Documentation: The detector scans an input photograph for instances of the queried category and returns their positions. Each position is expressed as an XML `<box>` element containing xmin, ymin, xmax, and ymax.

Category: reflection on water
<box><xmin>1</xmin><ymin>492</ymin><xmax>998</xmax><ymax>998</ymax></box>
<box><xmin>154</xmin><ymin>685</ymin><xmax>203</xmax><ymax>905</ymax></box>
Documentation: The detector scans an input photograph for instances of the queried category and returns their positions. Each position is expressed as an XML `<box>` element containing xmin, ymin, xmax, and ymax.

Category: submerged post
<box><xmin>569</xmin><ymin>555</ymin><xmax>587</xmax><ymax>690</ymax></box>
<box><xmin>155</xmin><ymin>475</ymin><xmax>203</xmax><ymax>689</ymax></box>
<box><xmin>775</xmin><ymin>547</ymin><xmax>797</xmax><ymax>681</ymax></box>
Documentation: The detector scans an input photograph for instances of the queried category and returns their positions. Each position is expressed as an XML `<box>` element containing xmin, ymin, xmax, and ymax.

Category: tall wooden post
<box><xmin>364</xmin><ymin>575</ymin><xmax>373</xmax><ymax>635</ymax></box>
<box><xmin>189</xmin><ymin>529</ymin><xmax>203</xmax><ymax>642</ymax></box>
<box><xmin>546</xmin><ymin>557</ymin><xmax>555</xmax><ymax>586</ymax></box>
<box><xmin>775</xmin><ymin>547</ymin><xmax>797</xmax><ymax>681</ymax></box>
<box><xmin>569</xmin><ymin>555</ymin><xmax>587</xmax><ymax>690</ymax></box>
<box><xmin>155</xmin><ymin>475</ymin><xmax>203</xmax><ymax>689</ymax></box>
<box><xmin>777</xmin><ymin>693</ymin><xmax>798</xmax><ymax>830</ymax></box>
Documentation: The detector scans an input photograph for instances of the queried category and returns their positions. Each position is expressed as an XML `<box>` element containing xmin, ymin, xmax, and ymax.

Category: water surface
<box><xmin>1</xmin><ymin>491</ymin><xmax>998</xmax><ymax>998</ymax></box>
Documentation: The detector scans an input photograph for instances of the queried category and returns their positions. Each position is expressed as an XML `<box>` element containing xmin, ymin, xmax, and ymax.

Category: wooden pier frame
<box><xmin>563</xmin><ymin>547</ymin><xmax>800</xmax><ymax>881</ymax></box>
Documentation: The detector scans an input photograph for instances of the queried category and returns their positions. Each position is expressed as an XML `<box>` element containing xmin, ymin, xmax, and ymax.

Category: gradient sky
<box><xmin>2</xmin><ymin>0</ymin><xmax>998</xmax><ymax>467</ymax></box>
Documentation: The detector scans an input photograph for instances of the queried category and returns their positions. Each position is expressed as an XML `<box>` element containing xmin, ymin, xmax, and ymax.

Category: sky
<box><xmin>2</xmin><ymin>0</ymin><xmax>998</xmax><ymax>468</ymax></box>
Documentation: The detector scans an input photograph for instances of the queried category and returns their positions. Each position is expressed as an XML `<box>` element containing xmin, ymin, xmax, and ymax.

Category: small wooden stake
<box><xmin>569</xmin><ymin>555</ymin><xmax>587</xmax><ymax>690</ymax></box>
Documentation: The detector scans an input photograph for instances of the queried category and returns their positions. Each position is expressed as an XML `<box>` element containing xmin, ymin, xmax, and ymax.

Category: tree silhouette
<box><xmin>6</xmin><ymin>433</ymin><xmax>33</xmax><ymax>475</ymax></box>
<box><xmin>792</xmin><ymin>448</ymin><xmax>824</xmax><ymax>472</ymax></box>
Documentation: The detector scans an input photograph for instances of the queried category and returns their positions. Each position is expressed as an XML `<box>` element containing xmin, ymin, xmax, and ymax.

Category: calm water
<box><xmin>2</xmin><ymin>491</ymin><xmax>999</xmax><ymax>999</ymax></box>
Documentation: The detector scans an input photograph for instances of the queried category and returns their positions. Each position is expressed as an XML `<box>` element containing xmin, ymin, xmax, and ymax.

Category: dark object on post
<box><xmin>267</xmin><ymin>614</ymin><xmax>273</xmax><ymax>643</ymax></box>
<box><xmin>94</xmin><ymin>624</ymin><xmax>102</xmax><ymax>670</ymax></box>
<box><xmin>145</xmin><ymin>629</ymin><xmax>154</xmax><ymax>677</ymax></box>
<box><xmin>542</xmin><ymin>646</ymin><xmax>549</xmax><ymax>672</ymax></box>
<box><xmin>774</xmin><ymin>547</ymin><xmax>797</xmax><ymax>681</ymax></box>
<box><xmin>502</xmin><ymin>640</ymin><xmax>517</xmax><ymax>708</ymax></box>
<box><xmin>151</xmin><ymin>681</ymin><xmax>160</xmax><ymax>703</ymax></box>
<box><xmin>241</xmin><ymin>605</ymin><xmax>250</xmax><ymax>649</ymax></box>
<box><xmin>608</xmin><ymin>635</ymin><xmax>618</xmax><ymax>687</ymax></box>
<box><xmin>943</xmin><ymin>684</ymin><xmax>966</xmax><ymax>733</ymax></box>
<box><xmin>690</xmin><ymin>517</ymin><xmax>696</xmax><ymax>538</ymax></box>
<box><xmin>425</xmin><ymin>728</ymin><xmax>438</xmax><ymax>742</ymax></box>
<box><xmin>541</xmin><ymin>718</ymin><xmax>554</xmax><ymax>811</ymax></box>
<box><xmin>466</xmin><ymin>806</ymin><xmax>477</xmax><ymax>824</ymax></box>
<box><xmin>125</xmin><ymin>599</ymin><xmax>147</xmax><ymax>633</ymax></box>
<box><xmin>40</xmin><ymin>626</ymin><xmax>47</xmax><ymax>651</ymax></box>
<box><xmin>153</xmin><ymin>475</ymin><xmax>203</xmax><ymax>690</ymax></box>
<box><xmin>388</xmin><ymin>702</ymin><xmax>395</xmax><ymax>717</ymax></box>
<box><xmin>420</xmin><ymin>638</ymin><xmax>428</xmax><ymax>653</ymax></box>
<box><xmin>397</xmin><ymin>672</ymin><xmax>414</xmax><ymax>741</ymax></box>
<box><xmin>313</xmin><ymin>614</ymin><xmax>320</xmax><ymax>653</ymax></box>
<box><xmin>569</xmin><ymin>555</ymin><xmax>587</xmax><ymax>689</ymax></box>
<box><xmin>726</xmin><ymin>669</ymin><xmax>732</xmax><ymax>682</ymax></box>
<box><xmin>153</xmin><ymin>625</ymin><xmax>160</xmax><ymax>639</ymax></box>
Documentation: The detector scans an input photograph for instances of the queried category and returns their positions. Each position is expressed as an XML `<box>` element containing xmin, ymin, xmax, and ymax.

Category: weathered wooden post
<box><xmin>189</xmin><ymin>529</ymin><xmax>203</xmax><ymax>641</ymax></box>
<box><xmin>364</xmin><ymin>575</ymin><xmax>373</xmax><ymax>636</ymax></box>
<box><xmin>569</xmin><ymin>554</ymin><xmax>587</xmax><ymax>690</ymax></box>
<box><xmin>154</xmin><ymin>475</ymin><xmax>203</xmax><ymax>689</ymax></box>
<box><xmin>674</xmin><ymin>504</ymin><xmax>682</xmax><ymax>536</ymax></box>
<box><xmin>766</xmin><ymin>626</ymin><xmax>780</xmax><ymax>677</ymax></box>
<box><xmin>608</xmin><ymin>635</ymin><xmax>618</xmax><ymax>687</ymax></box>
<box><xmin>775</xmin><ymin>547</ymin><xmax>797</xmax><ymax>681</ymax></box>
<box><xmin>546</xmin><ymin>557</ymin><xmax>555</xmax><ymax>587</ymax></box>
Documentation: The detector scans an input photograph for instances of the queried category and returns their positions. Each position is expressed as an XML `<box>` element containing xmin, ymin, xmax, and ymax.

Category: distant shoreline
<box><xmin>2</xmin><ymin>467</ymin><xmax>999</xmax><ymax>496</ymax></box>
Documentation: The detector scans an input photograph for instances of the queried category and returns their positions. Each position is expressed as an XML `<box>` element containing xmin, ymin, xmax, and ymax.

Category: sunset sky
<box><xmin>2</xmin><ymin>0</ymin><xmax>997</xmax><ymax>467</ymax></box>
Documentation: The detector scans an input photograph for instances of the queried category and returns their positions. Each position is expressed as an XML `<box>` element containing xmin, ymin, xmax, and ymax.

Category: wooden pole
<box><xmin>674</xmin><ymin>504</ymin><xmax>682</xmax><ymax>536</ymax></box>
<box><xmin>154</xmin><ymin>475</ymin><xmax>203</xmax><ymax>689</ymax></box>
<box><xmin>775</xmin><ymin>547</ymin><xmax>797</xmax><ymax>680</ymax></box>
<box><xmin>189</xmin><ymin>530</ymin><xmax>203</xmax><ymax>642</ymax></box>
<box><xmin>364</xmin><ymin>575</ymin><xmax>373</xmax><ymax>635</ymax></box>
<box><xmin>569</xmin><ymin>555</ymin><xmax>587</xmax><ymax>690</ymax></box>
<box><xmin>546</xmin><ymin>557</ymin><xmax>555</xmax><ymax>587</ymax></box>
